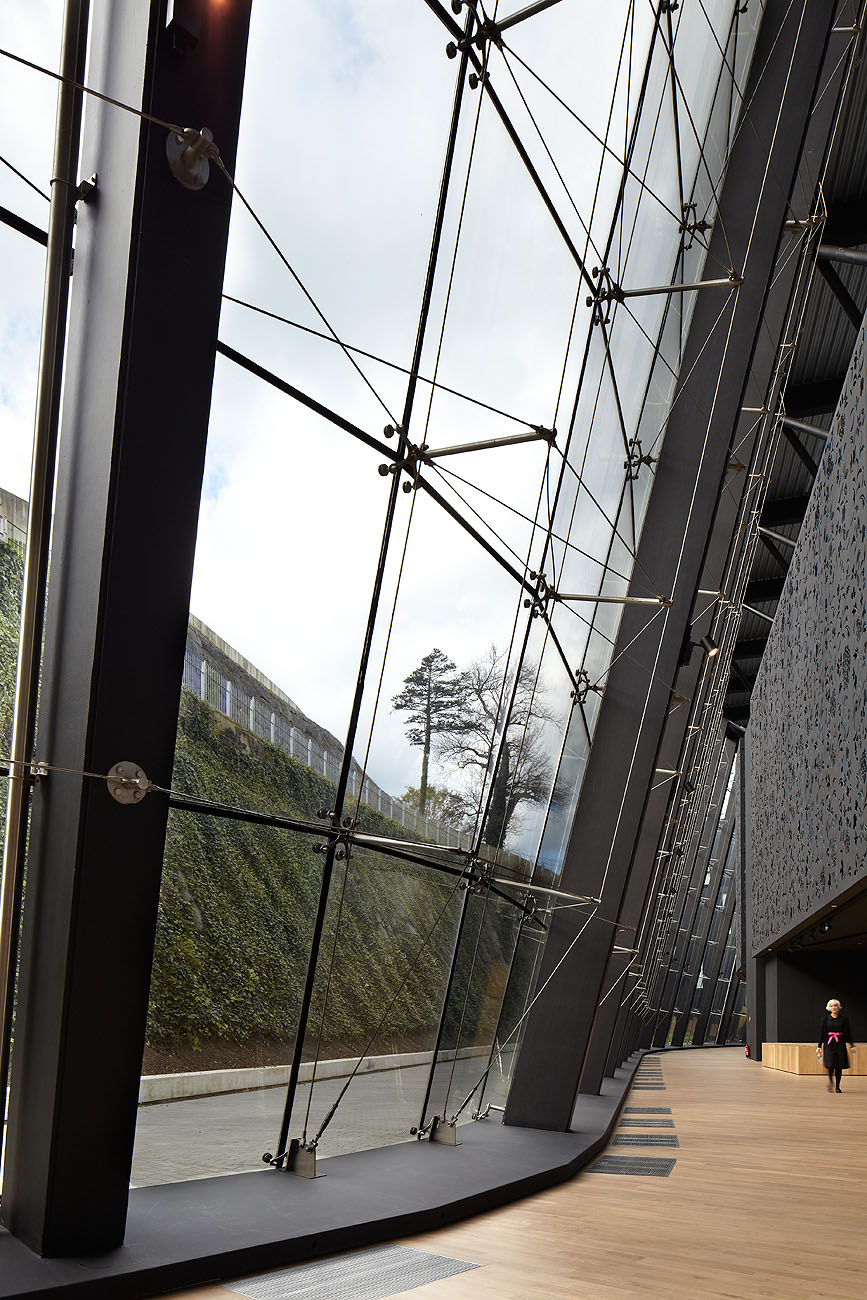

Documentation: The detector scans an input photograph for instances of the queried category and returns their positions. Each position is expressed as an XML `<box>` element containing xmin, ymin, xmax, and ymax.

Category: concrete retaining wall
<box><xmin>138</xmin><ymin>1044</ymin><xmax>491</xmax><ymax>1104</ymax></box>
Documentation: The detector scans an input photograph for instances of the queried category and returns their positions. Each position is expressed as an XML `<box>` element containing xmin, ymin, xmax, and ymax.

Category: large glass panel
<box><xmin>131</xmin><ymin>696</ymin><xmax>326</xmax><ymax>1185</ymax></box>
<box><xmin>280</xmin><ymin>847</ymin><xmax>465</xmax><ymax>1158</ymax></box>
<box><xmin>422</xmin><ymin>889</ymin><xmax>526</xmax><ymax>1134</ymax></box>
<box><xmin>220</xmin><ymin>5</ymin><xmax>456</xmax><ymax>434</ymax></box>
<box><xmin>0</xmin><ymin>0</ymin><xmax>58</xmax><ymax>840</ymax></box>
<box><xmin>475</xmin><ymin>903</ymin><xmax>552</xmax><ymax>1113</ymax></box>
<box><xmin>189</xmin><ymin>357</ymin><xmax>393</xmax><ymax>827</ymax></box>
<box><xmin>97</xmin><ymin>0</ymin><xmax>774</xmax><ymax>1182</ymax></box>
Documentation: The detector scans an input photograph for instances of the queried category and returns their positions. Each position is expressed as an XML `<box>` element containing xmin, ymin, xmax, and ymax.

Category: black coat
<box><xmin>818</xmin><ymin>1013</ymin><xmax>852</xmax><ymax>1069</ymax></box>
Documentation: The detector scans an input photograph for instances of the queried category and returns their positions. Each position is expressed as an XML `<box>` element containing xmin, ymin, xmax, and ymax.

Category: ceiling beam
<box><xmin>760</xmin><ymin>494</ymin><xmax>810</xmax><ymax>526</ymax></box>
<box><xmin>780</xmin><ymin>422</ymin><xmax>819</xmax><ymax>476</ymax></box>
<box><xmin>823</xmin><ymin>194</ymin><xmax>867</xmax><ymax>247</ymax></box>
<box><xmin>785</xmin><ymin>375</ymin><xmax>845</xmax><ymax>417</ymax></box>
<box><xmin>732</xmin><ymin>637</ymin><xmax>770</xmax><ymax>661</ymax></box>
<box><xmin>815</xmin><ymin>257</ymin><xmax>864</xmax><ymax>330</ymax></box>
<box><xmin>745</xmin><ymin>576</ymin><xmax>785</xmax><ymax>602</ymax></box>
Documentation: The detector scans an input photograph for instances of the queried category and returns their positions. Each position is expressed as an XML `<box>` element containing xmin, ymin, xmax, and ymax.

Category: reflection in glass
<box><xmin>132</xmin><ymin>693</ymin><xmax>326</xmax><ymax>1186</ymax></box>
<box><xmin>117</xmin><ymin>0</ymin><xmax>771</xmax><ymax>1181</ymax></box>
<box><xmin>282</xmin><ymin>846</ymin><xmax>466</xmax><ymax>1159</ymax></box>
<box><xmin>459</xmin><ymin>899</ymin><xmax>552</xmax><ymax>1119</ymax></box>
<box><xmin>422</xmin><ymin>889</ymin><xmax>526</xmax><ymax>1132</ymax></box>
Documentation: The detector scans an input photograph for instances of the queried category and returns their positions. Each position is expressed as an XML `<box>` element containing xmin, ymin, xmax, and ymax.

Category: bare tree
<box><xmin>400</xmin><ymin>784</ymin><xmax>469</xmax><ymax>828</ymax></box>
<box><xmin>436</xmin><ymin>645</ymin><xmax>555</xmax><ymax>848</ymax></box>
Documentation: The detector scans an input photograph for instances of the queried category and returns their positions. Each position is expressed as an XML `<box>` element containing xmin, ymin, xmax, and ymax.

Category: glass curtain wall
<box><xmin>0</xmin><ymin>0</ymin><xmax>770</xmax><ymax>1185</ymax></box>
<box><xmin>131</xmin><ymin>0</ymin><xmax>763</xmax><ymax>1183</ymax></box>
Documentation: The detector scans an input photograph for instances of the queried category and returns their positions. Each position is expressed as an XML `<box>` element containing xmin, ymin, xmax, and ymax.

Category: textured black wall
<box><xmin>748</xmin><ymin>321</ymin><xmax>867</xmax><ymax>952</ymax></box>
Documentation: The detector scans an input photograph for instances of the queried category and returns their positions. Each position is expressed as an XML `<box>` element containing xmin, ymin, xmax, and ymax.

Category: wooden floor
<box><xmin>163</xmin><ymin>1048</ymin><xmax>867</xmax><ymax>1300</ymax></box>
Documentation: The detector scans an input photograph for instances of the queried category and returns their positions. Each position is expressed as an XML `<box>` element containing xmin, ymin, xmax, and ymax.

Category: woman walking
<box><xmin>817</xmin><ymin>998</ymin><xmax>854</xmax><ymax>1092</ymax></box>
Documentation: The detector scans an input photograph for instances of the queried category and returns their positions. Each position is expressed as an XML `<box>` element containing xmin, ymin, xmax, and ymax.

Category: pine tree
<box><xmin>392</xmin><ymin>648</ymin><xmax>469</xmax><ymax>814</ymax></box>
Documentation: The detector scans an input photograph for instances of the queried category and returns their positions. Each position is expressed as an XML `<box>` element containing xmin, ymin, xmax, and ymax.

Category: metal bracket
<box><xmin>624</xmin><ymin>438</ymin><xmax>657</xmax><ymax>481</ymax></box>
<box><xmin>446</xmin><ymin>15</ymin><xmax>502</xmax><ymax>61</ymax></box>
<box><xmin>679</xmin><ymin>202</ymin><xmax>712</xmax><ymax>251</ymax></box>
<box><xmin>429</xmin><ymin>1115</ymin><xmax>460</xmax><ymax>1145</ymax></box>
<box><xmin>522</xmin><ymin>571</ymin><xmax>552</xmax><ymax>619</ymax></box>
<box><xmin>466</xmin><ymin>858</ymin><xmax>495</xmax><ymax>897</ymax></box>
<box><xmin>312</xmin><ymin>833</ymin><xmax>351</xmax><ymax>863</ymax></box>
<box><xmin>571</xmin><ymin>668</ymin><xmax>601</xmax><ymax>705</ymax></box>
<box><xmin>166</xmin><ymin>126</ymin><xmax>219</xmax><ymax>191</ymax></box>
<box><xmin>586</xmin><ymin>265</ymin><xmax>621</xmax><ymax>324</ymax></box>
<box><xmin>263</xmin><ymin>1139</ymin><xmax>321</xmax><ymax>1178</ymax></box>
<box><xmin>106</xmin><ymin>761</ymin><xmax>149</xmax><ymax>805</ymax></box>
<box><xmin>76</xmin><ymin>172</ymin><xmax>98</xmax><ymax>204</ymax></box>
<box><xmin>472</xmin><ymin>1102</ymin><xmax>505</xmax><ymax>1120</ymax></box>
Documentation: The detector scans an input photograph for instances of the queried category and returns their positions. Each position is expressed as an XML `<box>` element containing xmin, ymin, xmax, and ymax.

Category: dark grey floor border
<box><xmin>0</xmin><ymin>1052</ymin><xmax>651</xmax><ymax>1300</ymax></box>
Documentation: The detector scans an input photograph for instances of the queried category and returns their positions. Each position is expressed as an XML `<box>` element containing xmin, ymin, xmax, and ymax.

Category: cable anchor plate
<box><xmin>106</xmin><ymin>761</ymin><xmax>149</xmax><ymax>804</ymax></box>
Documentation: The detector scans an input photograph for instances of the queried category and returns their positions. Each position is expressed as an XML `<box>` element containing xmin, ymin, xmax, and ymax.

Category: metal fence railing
<box><xmin>182</xmin><ymin>645</ymin><xmax>472</xmax><ymax>852</ymax></box>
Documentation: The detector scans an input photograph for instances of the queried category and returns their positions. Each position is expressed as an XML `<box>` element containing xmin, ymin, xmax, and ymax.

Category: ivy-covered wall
<box><xmin>152</xmin><ymin>691</ymin><xmax>509</xmax><ymax>1060</ymax></box>
<box><xmin>0</xmin><ymin>547</ymin><xmax>517</xmax><ymax>1069</ymax></box>
<box><xmin>0</xmin><ymin>543</ymin><xmax>24</xmax><ymax>849</ymax></box>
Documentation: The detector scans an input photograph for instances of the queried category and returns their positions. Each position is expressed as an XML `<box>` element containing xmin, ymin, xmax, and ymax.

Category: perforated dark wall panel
<box><xmin>748</xmin><ymin>321</ymin><xmax>867</xmax><ymax>951</ymax></box>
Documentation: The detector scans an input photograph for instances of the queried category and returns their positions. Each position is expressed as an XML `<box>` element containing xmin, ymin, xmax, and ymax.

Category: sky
<box><xmin>0</xmin><ymin>0</ymin><xmax>741</xmax><ymax>851</ymax></box>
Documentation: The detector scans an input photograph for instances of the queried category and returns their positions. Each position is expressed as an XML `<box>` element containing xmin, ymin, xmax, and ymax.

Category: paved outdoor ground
<box><xmin>131</xmin><ymin>1056</ymin><xmax>500</xmax><ymax>1187</ymax></box>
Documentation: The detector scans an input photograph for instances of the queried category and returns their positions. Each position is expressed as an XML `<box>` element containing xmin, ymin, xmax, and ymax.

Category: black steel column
<box><xmin>2</xmin><ymin>0</ymin><xmax>251</xmax><ymax>1255</ymax></box>
<box><xmin>504</xmin><ymin>0</ymin><xmax>841</xmax><ymax>1131</ymax></box>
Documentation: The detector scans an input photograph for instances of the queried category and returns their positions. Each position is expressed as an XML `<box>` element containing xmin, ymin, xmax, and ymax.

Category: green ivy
<box><xmin>0</xmin><ymin>553</ymin><xmax>518</xmax><ymax>1061</ymax></box>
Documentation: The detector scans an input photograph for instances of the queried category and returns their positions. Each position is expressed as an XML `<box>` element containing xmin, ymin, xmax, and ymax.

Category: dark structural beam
<box><xmin>732</xmin><ymin>637</ymin><xmax>770</xmax><ymax>661</ymax></box>
<box><xmin>2</xmin><ymin>0</ymin><xmax>252</xmax><ymax>1257</ymax></box>
<box><xmin>0</xmin><ymin>204</ymin><xmax>48</xmax><ymax>247</ymax></box>
<box><xmin>818</xmin><ymin>243</ymin><xmax>867</xmax><ymax>268</ymax></box>
<box><xmin>815</xmin><ymin>256</ymin><xmax>864</xmax><ymax>329</ymax></box>
<box><xmin>760</xmin><ymin>494</ymin><xmax>810</xmax><ymax>527</ymax></box>
<box><xmin>728</xmin><ymin>659</ymin><xmax>757</xmax><ymax>694</ymax></box>
<box><xmin>503</xmin><ymin>0</ymin><xmax>846</xmax><ymax>1129</ymax></box>
<box><xmin>757</xmin><ymin>528</ymin><xmax>793</xmax><ymax>570</ymax></box>
<box><xmin>822</xmin><ymin>195</ymin><xmax>867</xmax><ymax>247</ymax></box>
<box><xmin>784</xmin><ymin>374</ymin><xmax>845</xmax><ymax>416</ymax></box>
<box><xmin>745</xmin><ymin>576</ymin><xmax>785</xmax><ymax>603</ymax></box>
<box><xmin>780</xmin><ymin>422</ymin><xmax>819</xmax><ymax>475</ymax></box>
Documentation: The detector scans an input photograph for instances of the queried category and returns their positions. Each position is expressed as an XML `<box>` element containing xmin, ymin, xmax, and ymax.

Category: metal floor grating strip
<box><xmin>613</xmin><ymin>1133</ymin><xmax>679</xmax><ymax>1147</ymax></box>
<box><xmin>624</xmin><ymin>1106</ymin><xmax>671</xmax><ymax>1113</ymax></box>
<box><xmin>618</xmin><ymin>1118</ymin><xmax>675</xmax><ymax>1127</ymax></box>
<box><xmin>587</xmin><ymin>1155</ymin><xmax>676</xmax><ymax>1177</ymax></box>
<box><xmin>224</xmin><ymin>1244</ymin><xmax>480</xmax><ymax>1300</ymax></box>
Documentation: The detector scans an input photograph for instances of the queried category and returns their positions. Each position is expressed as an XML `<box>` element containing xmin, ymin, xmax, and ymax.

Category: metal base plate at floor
<box><xmin>224</xmin><ymin>1244</ymin><xmax>480</xmax><ymax>1300</ymax></box>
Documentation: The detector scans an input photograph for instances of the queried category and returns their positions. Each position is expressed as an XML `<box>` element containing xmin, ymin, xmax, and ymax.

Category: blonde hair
<box><xmin>826</xmin><ymin>999</ymin><xmax>842</xmax><ymax>1011</ymax></box>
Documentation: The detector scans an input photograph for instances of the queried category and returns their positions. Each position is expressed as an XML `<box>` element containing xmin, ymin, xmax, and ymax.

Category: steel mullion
<box><xmin>275</xmin><ymin>20</ymin><xmax>476</xmax><ymax>1163</ymax></box>
<box><xmin>420</xmin><ymin>0</ymin><xmax>596</xmax><ymax>293</ymax></box>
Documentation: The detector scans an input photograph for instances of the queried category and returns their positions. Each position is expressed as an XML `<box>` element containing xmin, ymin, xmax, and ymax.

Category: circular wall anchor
<box><xmin>165</xmin><ymin>127</ymin><xmax>217</xmax><ymax>191</ymax></box>
<box><xmin>106</xmin><ymin>761</ymin><xmax>149</xmax><ymax>805</ymax></box>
